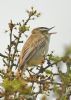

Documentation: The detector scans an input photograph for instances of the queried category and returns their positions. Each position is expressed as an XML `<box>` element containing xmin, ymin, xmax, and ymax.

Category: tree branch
<box><xmin>0</xmin><ymin>53</ymin><xmax>8</xmax><ymax>58</ymax></box>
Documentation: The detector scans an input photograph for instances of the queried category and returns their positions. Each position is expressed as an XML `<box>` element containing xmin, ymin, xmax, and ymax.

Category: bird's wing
<box><xmin>19</xmin><ymin>33</ymin><xmax>46</xmax><ymax>67</ymax></box>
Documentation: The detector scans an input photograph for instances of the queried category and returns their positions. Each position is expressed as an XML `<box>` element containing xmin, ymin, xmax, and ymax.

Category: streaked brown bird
<box><xmin>18</xmin><ymin>27</ymin><xmax>56</xmax><ymax>71</ymax></box>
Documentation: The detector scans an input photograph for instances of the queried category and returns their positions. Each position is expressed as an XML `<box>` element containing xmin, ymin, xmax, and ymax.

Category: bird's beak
<box><xmin>48</xmin><ymin>26</ymin><xmax>55</xmax><ymax>31</ymax></box>
<box><xmin>49</xmin><ymin>32</ymin><xmax>57</xmax><ymax>35</ymax></box>
<box><xmin>48</xmin><ymin>26</ymin><xmax>57</xmax><ymax>35</ymax></box>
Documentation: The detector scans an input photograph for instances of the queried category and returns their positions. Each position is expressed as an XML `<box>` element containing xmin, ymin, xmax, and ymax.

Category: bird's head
<box><xmin>32</xmin><ymin>26</ymin><xmax>56</xmax><ymax>37</ymax></box>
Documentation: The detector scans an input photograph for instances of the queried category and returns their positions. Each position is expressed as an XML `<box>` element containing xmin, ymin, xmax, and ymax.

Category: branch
<box><xmin>0</xmin><ymin>53</ymin><xmax>8</xmax><ymax>58</ymax></box>
<box><xmin>3</xmin><ymin>59</ymin><xmax>10</xmax><ymax>68</ymax></box>
<box><xmin>8</xmin><ymin>20</ymin><xmax>15</xmax><ymax>68</ymax></box>
<box><xmin>8</xmin><ymin>31</ymin><xmax>12</xmax><ymax>66</ymax></box>
<box><xmin>38</xmin><ymin>58</ymin><xmax>63</xmax><ymax>74</ymax></box>
<box><xmin>24</xmin><ymin>16</ymin><xmax>31</xmax><ymax>25</ymax></box>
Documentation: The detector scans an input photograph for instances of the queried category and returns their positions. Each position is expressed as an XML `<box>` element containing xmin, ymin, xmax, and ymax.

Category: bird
<box><xmin>18</xmin><ymin>26</ymin><xmax>56</xmax><ymax>72</ymax></box>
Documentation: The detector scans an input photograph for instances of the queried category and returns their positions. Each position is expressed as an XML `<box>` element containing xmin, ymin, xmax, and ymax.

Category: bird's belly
<box><xmin>27</xmin><ymin>47</ymin><xmax>48</xmax><ymax>66</ymax></box>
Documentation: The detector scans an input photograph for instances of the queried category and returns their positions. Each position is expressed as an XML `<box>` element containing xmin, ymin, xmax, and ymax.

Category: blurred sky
<box><xmin>0</xmin><ymin>0</ymin><xmax>71</xmax><ymax>64</ymax></box>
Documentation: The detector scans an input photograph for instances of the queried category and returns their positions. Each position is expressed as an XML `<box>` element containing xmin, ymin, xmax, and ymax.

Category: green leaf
<box><xmin>19</xmin><ymin>25</ymin><xmax>29</xmax><ymax>33</ymax></box>
<box><xmin>50</xmin><ymin>55</ymin><xmax>62</xmax><ymax>62</ymax></box>
<box><xmin>2</xmin><ymin>78</ymin><xmax>13</xmax><ymax>93</ymax></box>
<box><xmin>64</xmin><ymin>45</ymin><xmax>71</xmax><ymax>56</ymax></box>
<box><xmin>45</xmin><ymin>70</ymin><xmax>52</xmax><ymax>74</ymax></box>
<box><xmin>12</xmin><ymin>79</ymin><xmax>22</xmax><ymax>91</ymax></box>
<box><xmin>61</xmin><ymin>96</ymin><xmax>67</xmax><ymax>100</ymax></box>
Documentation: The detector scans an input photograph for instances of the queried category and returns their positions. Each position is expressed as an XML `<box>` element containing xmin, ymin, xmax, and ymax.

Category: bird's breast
<box><xmin>27</xmin><ymin>41</ymin><xmax>49</xmax><ymax>66</ymax></box>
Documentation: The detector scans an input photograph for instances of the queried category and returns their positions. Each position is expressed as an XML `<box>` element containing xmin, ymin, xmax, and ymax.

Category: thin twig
<box><xmin>24</xmin><ymin>16</ymin><xmax>31</xmax><ymax>25</ymax></box>
<box><xmin>8</xmin><ymin>31</ymin><xmax>12</xmax><ymax>67</ymax></box>
<box><xmin>38</xmin><ymin>58</ymin><xmax>63</xmax><ymax>74</ymax></box>
<box><xmin>3</xmin><ymin>59</ymin><xmax>10</xmax><ymax>67</ymax></box>
<box><xmin>0</xmin><ymin>53</ymin><xmax>8</xmax><ymax>58</ymax></box>
<box><xmin>11</xmin><ymin>32</ymin><xmax>21</xmax><ymax>68</ymax></box>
